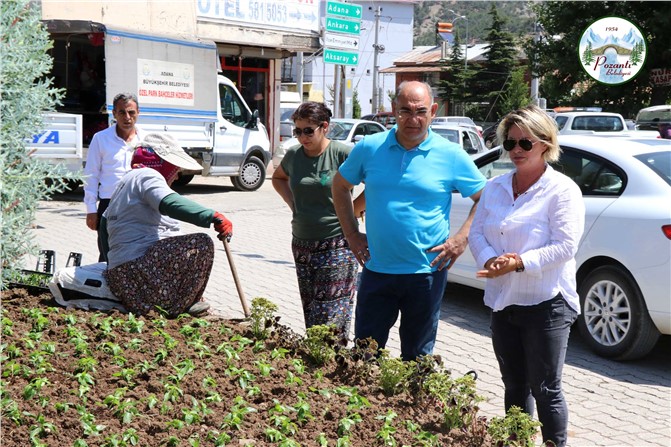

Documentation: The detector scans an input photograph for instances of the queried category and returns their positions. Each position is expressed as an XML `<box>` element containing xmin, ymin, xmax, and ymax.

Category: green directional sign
<box><xmin>326</xmin><ymin>1</ymin><xmax>362</xmax><ymax>20</ymax></box>
<box><xmin>324</xmin><ymin>48</ymin><xmax>359</xmax><ymax>66</ymax></box>
<box><xmin>325</xmin><ymin>17</ymin><xmax>361</xmax><ymax>36</ymax></box>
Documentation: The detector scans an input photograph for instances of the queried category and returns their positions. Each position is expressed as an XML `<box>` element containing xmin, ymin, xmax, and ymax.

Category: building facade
<box><xmin>40</xmin><ymin>0</ymin><xmax>322</xmax><ymax>148</ymax></box>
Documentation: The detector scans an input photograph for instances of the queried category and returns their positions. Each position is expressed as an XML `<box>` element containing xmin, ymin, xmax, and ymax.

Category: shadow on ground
<box><xmin>442</xmin><ymin>282</ymin><xmax>671</xmax><ymax>387</ymax></box>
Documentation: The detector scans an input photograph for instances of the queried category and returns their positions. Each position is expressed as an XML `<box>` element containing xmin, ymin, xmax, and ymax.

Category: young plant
<box><xmin>292</xmin><ymin>394</ymin><xmax>314</xmax><ymax>425</ymax></box>
<box><xmin>422</xmin><ymin>371</ymin><xmax>483</xmax><ymax>430</ymax></box>
<box><xmin>220</xmin><ymin>396</ymin><xmax>256</xmax><ymax>431</ymax></box>
<box><xmin>76</xmin><ymin>404</ymin><xmax>106</xmax><ymax>437</ymax></box>
<box><xmin>375</xmin><ymin>410</ymin><xmax>398</xmax><ymax>446</ymax></box>
<box><xmin>378</xmin><ymin>350</ymin><xmax>414</xmax><ymax>396</ymax></box>
<box><xmin>487</xmin><ymin>405</ymin><xmax>542</xmax><ymax>447</ymax></box>
<box><xmin>112</xmin><ymin>368</ymin><xmax>137</xmax><ymax>387</ymax></box>
<box><xmin>29</xmin><ymin>413</ymin><xmax>57</xmax><ymax>443</ymax></box>
<box><xmin>337</xmin><ymin>412</ymin><xmax>363</xmax><ymax>437</ymax></box>
<box><xmin>249</xmin><ymin>297</ymin><xmax>279</xmax><ymax>339</ymax></box>
<box><xmin>303</xmin><ymin>324</ymin><xmax>339</xmax><ymax>365</ymax></box>
<box><xmin>123</xmin><ymin>313</ymin><xmax>144</xmax><ymax>334</ymax></box>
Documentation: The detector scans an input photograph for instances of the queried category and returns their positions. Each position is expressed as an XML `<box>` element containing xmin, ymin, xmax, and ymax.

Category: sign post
<box><xmin>324</xmin><ymin>1</ymin><xmax>362</xmax><ymax>117</ymax></box>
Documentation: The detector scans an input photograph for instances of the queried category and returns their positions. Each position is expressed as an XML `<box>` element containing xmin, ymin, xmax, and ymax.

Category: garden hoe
<box><xmin>220</xmin><ymin>235</ymin><xmax>250</xmax><ymax>318</ymax></box>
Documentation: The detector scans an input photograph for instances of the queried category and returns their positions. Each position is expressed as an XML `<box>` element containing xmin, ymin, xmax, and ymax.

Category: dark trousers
<box><xmin>490</xmin><ymin>294</ymin><xmax>577</xmax><ymax>447</ymax></box>
<box><xmin>355</xmin><ymin>267</ymin><xmax>447</xmax><ymax>361</ymax></box>
<box><xmin>96</xmin><ymin>199</ymin><xmax>110</xmax><ymax>263</ymax></box>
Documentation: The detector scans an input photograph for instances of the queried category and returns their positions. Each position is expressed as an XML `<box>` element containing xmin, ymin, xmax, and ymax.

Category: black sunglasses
<box><xmin>293</xmin><ymin>124</ymin><xmax>323</xmax><ymax>138</ymax></box>
<box><xmin>503</xmin><ymin>138</ymin><xmax>535</xmax><ymax>151</ymax></box>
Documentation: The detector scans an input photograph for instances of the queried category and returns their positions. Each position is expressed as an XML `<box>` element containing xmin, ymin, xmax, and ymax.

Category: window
<box><xmin>473</xmin><ymin>147</ymin><xmax>626</xmax><ymax>196</ymax></box>
<box><xmin>219</xmin><ymin>84</ymin><xmax>250</xmax><ymax>128</ymax></box>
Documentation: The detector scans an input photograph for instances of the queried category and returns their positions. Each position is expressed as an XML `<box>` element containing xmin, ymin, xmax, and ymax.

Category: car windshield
<box><xmin>280</xmin><ymin>108</ymin><xmax>296</xmax><ymax>121</ymax></box>
<box><xmin>327</xmin><ymin>122</ymin><xmax>354</xmax><ymax>140</ymax></box>
<box><xmin>555</xmin><ymin>116</ymin><xmax>568</xmax><ymax>130</ymax></box>
<box><xmin>432</xmin><ymin>128</ymin><xmax>459</xmax><ymax>143</ymax></box>
<box><xmin>634</xmin><ymin>151</ymin><xmax>671</xmax><ymax>186</ymax></box>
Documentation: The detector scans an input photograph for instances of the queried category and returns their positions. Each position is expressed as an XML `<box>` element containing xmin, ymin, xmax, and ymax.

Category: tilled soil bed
<box><xmin>1</xmin><ymin>288</ymin><xmax>499</xmax><ymax>446</ymax></box>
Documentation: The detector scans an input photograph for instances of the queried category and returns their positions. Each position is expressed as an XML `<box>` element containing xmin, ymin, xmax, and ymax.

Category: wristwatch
<box><xmin>514</xmin><ymin>254</ymin><xmax>525</xmax><ymax>272</ymax></box>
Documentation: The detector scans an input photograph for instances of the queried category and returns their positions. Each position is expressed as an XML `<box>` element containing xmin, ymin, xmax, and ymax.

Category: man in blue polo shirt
<box><xmin>332</xmin><ymin>81</ymin><xmax>486</xmax><ymax>361</ymax></box>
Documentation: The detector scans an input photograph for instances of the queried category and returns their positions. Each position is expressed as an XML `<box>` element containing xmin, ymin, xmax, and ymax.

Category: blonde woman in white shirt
<box><xmin>469</xmin><ymin>104</ymin><xmax>585</xmax><ymax>447</ymax></box>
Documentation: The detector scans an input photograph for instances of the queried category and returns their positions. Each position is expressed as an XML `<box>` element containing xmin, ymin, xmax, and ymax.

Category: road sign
<box><xmin>324</xmin><ymin>33</ymin><xmax>360</xmax><ymax>51</ymax></box>
<box><xmin>325</xmin><ymin>17</ymin><xmax>361</xmax><ymax>36</ymax></box>
<box><xmin>326</xmin><ymin>1</ymin><xmax>362</xmax><ymax>20</ymax></box>
<box><xmin>324</xmin><ymin>48</ymin><xmax>359</xmax><ymax>66</ymax></box>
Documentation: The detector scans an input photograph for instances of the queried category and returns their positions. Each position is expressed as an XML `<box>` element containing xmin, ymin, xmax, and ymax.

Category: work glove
<box><xmin>213</xmin><ymin>211</ymin><xmax>233</xmax><ymax>241</ymax></box>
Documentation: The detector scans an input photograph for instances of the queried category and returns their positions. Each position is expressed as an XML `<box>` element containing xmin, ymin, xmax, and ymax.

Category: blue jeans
<box><xmin>490</xmin><ymin>294</ymin><xmax>577</xmax><ymax>447</ymax></box>
<box><xmin>354</xmin><ymin>267</ymin><xmax>447</xmax><ymax>361</ymax></box>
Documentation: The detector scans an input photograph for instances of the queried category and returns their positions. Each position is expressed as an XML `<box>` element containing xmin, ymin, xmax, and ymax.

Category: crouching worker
<box><xmin>100</xmin><ymin>133</ymin><xmax>233</xmax><ymax>317</ymax></box>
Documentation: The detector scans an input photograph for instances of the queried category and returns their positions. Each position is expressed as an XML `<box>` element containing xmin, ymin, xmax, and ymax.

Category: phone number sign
<box><xmin>197</xmin><ymin>0</ymin><xmax>319</xmax><ymax>33</ymax></box>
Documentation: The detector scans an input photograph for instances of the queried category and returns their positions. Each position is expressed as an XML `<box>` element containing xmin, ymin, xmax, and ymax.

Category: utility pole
<box><xmin>370</xmin><ymin>6</ymin><xmax>382</xmax><ymax>114</ymax></box>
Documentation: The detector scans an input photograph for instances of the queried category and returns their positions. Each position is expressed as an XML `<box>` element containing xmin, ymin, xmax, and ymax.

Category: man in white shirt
<box><xmin>83</xmin><ymin>93</ymin><xmax>141</xmax><ymax>261</ymax></box>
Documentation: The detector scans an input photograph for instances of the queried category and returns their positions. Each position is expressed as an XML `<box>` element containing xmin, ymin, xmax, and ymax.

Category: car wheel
<box><xmin>172</xmin><ymin>174</ymin><xmax>194</xmax><ymax>186</ymax></box>
<box><xmin>231</xmin><ymin>156</ymin><xmax>265</xmax><ymax>191</ymax></box>
<box><xmin>577</xmin><ymin>266</ymin><xmax>660</xmax><ymax>360</ymax></box>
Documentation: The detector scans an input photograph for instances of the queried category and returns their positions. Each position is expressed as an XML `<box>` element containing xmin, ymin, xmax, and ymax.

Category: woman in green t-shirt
<box><xmin>272</xmin><ymin>102</ymin><xmax>364</xmax><ymax>340</ymax></box>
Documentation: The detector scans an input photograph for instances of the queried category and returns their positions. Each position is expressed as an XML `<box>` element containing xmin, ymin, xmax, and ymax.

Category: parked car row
<box><xmin>272</xmin><ymin>119</ymin><xmax>385</xmax><ymax>168</ymax></box>
<box><xmin>448</xmin><ymin>135</ymin><xmax>671</xmax><ymax>360</ymax></box>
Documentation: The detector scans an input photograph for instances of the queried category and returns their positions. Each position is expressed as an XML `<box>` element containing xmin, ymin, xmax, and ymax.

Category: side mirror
<box><xmin>246</xmin><ymin>110</ymin><xmax>259</xmax><ymax>130</ymax></box>
<box><xmin>352</xmin><ymin>135</ymin><xmax>364</xmax><ymax>143</ymax></box>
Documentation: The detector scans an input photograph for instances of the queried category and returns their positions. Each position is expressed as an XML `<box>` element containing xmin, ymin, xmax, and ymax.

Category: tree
<box><xmin>474</xmin><ymin>4</ymin><xmax>519</xmax><ymax>121</ymax></box>
<box><xmin>436</xmin><ymin>34</ymin><xmax>475</xmax><ymax>116</ymax></box>
<box><xmin>528</xmin><ymin>2</ymin><xmax>671</xmax><ymax>117</ymax></box>
<box><xmin>499</xmin><ymin>68</ymin><xmax>531</xmax><ymax>115</ymax></box>
<box><xmin>1</xmin><ymin>0</ymin><xmax>79</xmax><ymax>282</ymax></box>
<box><xmin>581</xmin><ymin>42</ymin><xmax>594</xmax><ymax>66</ymax></box>
<box><xmin>352</xmin><ymin>88</ymin><xmax>361</xmax><ymax>118</ymax></box>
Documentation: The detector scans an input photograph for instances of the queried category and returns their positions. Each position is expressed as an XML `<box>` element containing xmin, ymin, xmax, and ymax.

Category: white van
<box><xmin>36</xmin><ymin>21</ymin><xmax>271</xmax><ymax>191</ymax></box>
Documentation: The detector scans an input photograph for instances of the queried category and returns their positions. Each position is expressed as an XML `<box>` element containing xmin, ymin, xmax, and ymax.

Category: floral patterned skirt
<box><xmin>104</xmin><ymin>233</ymin><xmax>214</xmax><ymax>317</ymax></box>
<box><xmin>292</xmin><ymin>234</ymin><xmax>358</xmax><ymax>339</ymax></box>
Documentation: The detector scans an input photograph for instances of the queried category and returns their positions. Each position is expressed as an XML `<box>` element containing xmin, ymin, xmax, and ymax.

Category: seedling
<box><xmin>488</xmin><ymin>405</ymin><xmax>542</xmax><ymax>447</ymax></box>
<box><xmin>249</xmin><ymin>297</ymin><xmax>279</xmax><ymax>339</ymax></box>
<box><xmin>303</xmin><ymin>324</ymin><xmax>339</xmax><ymax>365</ymax></box>
<box><xmin>378</xmin><ymin>350</ymin><xmax>414</xmax><ymax>396</ymax></box>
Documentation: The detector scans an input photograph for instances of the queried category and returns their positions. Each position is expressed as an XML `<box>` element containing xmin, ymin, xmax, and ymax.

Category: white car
<box><xmin>448</xmin><ymin>135</ymin><xmax>671</xmax><ymax>360</ymax></box>
<box><xmin>554</xmin><ymin>111</ymin><xmax>627</xmax><ymax>134</ymax></box>
<box><xmin>432</xmin><ymin>116</ymin><xmax>482</xmax><ymax>134</ymax></box>
<box><xmin>272</xmin><ymin>119</ymin><xmax>385</xmax><ymax>168</ymax></box>
<box><xmin>430</xmin><ymin>123</ymin><xmax>486</xmax><ymax>156</ymax></box>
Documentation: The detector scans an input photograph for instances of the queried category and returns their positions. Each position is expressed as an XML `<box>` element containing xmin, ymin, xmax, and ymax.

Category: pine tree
<box><xmin>629</xmin><ymin>41</ymin><xmax>642</xmax><ymax>66</ymax></box>
<box><xmin>436</xmin><ymin>34</ymin><xmax>475</xmax><ymax>116</ymax></box>
<box><xmin>474</xmin><ymin>4</ymin><xmax>519</xmax><ymax>121</ymax></box>
<box><xmin>1</xmin><ymin>0</ymin><xmax>80</xmax><ymax>282</ymax></box>
<box><xmin>499</xmin><ymin>68</ymin><xmax>532</xmax><ymax>116</ymax></box>
<box><xmin>352</xmin><ymin>89</ymin><xmax>361</xmax><ymax>118</ymax></box>
<box><xmin>582</xmin><ymin>42</ymin><xmax>594</xmax><ymax>65</ymax></box>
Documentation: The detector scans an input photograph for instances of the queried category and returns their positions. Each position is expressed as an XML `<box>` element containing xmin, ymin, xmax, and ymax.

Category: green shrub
<box><xmin>1</xmin><ymin>0</ymin><xmax>81</xmax><ymax>284</ymax></box>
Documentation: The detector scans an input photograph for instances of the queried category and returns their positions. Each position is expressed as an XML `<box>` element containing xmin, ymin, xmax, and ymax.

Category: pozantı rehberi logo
<box><xmin>579</xmin><ymin>17</ymin><xmax>647</xmax><ymax>85</ymax></box>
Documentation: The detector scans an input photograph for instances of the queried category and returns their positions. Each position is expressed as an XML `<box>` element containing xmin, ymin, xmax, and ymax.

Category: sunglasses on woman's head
<box><xmin>293</xmin><ymin>124</ymin><xmax>323</xmax><ymax>137</ymax></box>
<box><xmin>503</xmin><ymin>138</ymin><xmax>535</xmax><ymax>151</ymax></box>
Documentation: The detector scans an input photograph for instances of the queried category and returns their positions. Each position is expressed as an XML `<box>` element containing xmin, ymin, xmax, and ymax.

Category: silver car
<box><xmin>448</xmin><ymin>135</ymin><xmax>671</xmax><ymax>360</ymax></box>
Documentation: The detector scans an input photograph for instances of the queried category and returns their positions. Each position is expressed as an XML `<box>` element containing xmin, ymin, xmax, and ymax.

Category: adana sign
<box><xmin>324</xmin><ymin>0</ymin><xmax>362</xmax><ymax>66</ymax></box>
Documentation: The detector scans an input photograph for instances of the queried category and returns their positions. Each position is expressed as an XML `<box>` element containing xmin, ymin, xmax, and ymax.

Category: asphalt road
<box><xmin>27</xmin><ymin>174</ymin><xmax>671</xmax><ymax>446</ymax></box>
